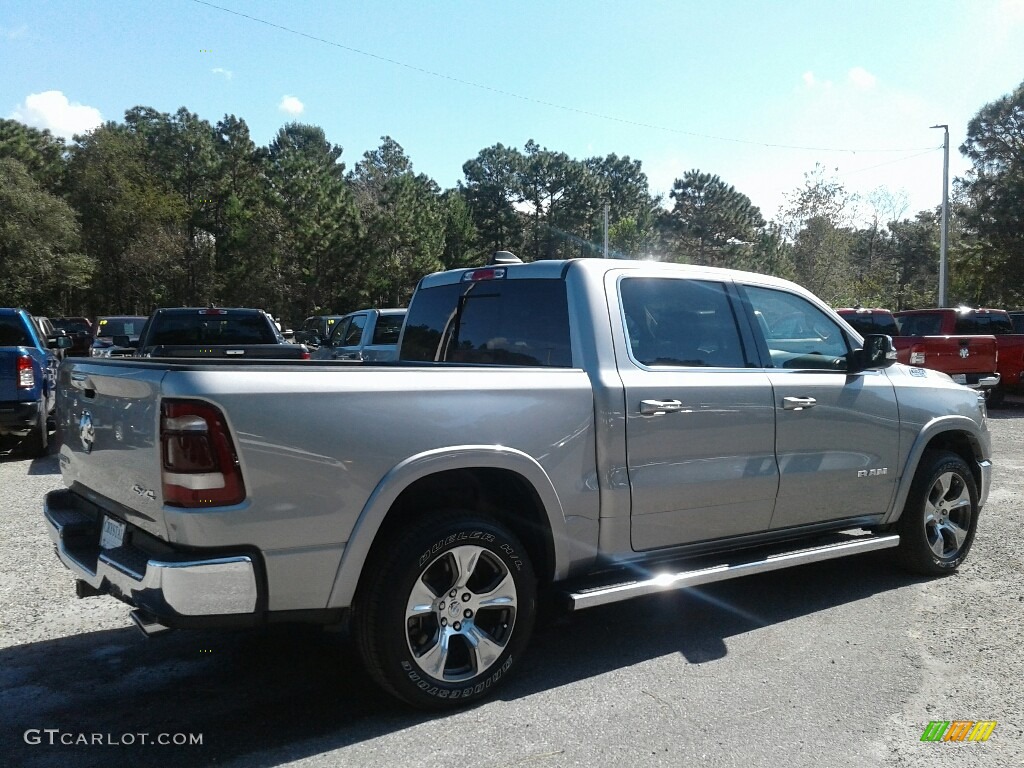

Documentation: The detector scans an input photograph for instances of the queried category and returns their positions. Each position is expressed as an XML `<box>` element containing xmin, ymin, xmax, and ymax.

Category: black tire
<box><xmin>352</xmin><ymin>510</ymin><xmax>536</xmax><ymax>710</ymax></box>
<box><xmin>986</xmin><ymin>386</ymin><xmax>1005</xmax><ymax>408</ymax></box>
<box><xmin>896</xmin><ymin>450</ymin><xmax>978</xmax><ymax>575</ymax></box>
<box><xmin>22</xmin><ymin>405</ymin><xmax>49</xmax><ymax>458</ymax></box>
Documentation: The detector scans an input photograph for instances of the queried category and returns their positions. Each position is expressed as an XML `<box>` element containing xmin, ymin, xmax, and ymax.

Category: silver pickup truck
<box><xmin>44</xmin><ymin>256</ymin><xmax>991</xmax><ymax>709</ymax></box>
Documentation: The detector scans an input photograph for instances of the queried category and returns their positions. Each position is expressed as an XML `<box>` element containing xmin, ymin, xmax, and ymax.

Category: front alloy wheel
<box><xmin>897</xmin><ymin>450</ymin><xmax>979</xmax><ymax>575</ymax></box>
<box><xmin>922</xmin><ymin>470</ymin><xmax>973</xmax><ymax>560</ymax></box>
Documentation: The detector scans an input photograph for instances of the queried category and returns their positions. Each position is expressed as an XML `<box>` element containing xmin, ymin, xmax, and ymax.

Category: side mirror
<box><xmin>849</xmin><ymin>334</ymin><xmax>897</xmax><ymax>373</ymax></box>
<box><xmin>51</xmin><ymin>335</ymin><xmax>73</xmax><ymax>349</ymax></box>
<box><xmin>112</xmin><ymin>335</ymin><xmax>132</xmax><ymax>347</ymax></box>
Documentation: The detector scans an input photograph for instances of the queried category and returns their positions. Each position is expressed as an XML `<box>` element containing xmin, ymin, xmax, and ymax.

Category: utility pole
<box><xmin>603</xmin><ymin>201</ymin><xmax>609</xmax><ymax>258</ymax></box>
<box><xmin>931</xmin><ymin>124</ymin><xmax>949</xmax><ymax>306</ymax></box>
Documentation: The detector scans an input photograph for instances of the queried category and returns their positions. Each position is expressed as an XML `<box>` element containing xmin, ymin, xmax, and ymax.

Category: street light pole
<box><xmin>931</xmin><ymin>124</ymin><xmax>949</xmax><ymax>306</ymax></box>
<box><xmin>603</xmin><ymin>201</ymin><xmax>609</xmax><ymax>259</ymax></box>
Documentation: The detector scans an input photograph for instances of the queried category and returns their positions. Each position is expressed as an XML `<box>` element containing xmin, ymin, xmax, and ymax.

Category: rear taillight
<box><xmin>16</xmin><ymin>356</ymin><xmax>34</xmax><ymax>389</ymax></box>
<box><xmin>161</xmin><ymin>399</ymin><xmax>246</xmax><ymax>507</ymax></box>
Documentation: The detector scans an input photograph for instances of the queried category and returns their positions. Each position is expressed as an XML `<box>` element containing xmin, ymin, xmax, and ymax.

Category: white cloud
<box><xmin>278</xmin><ymin>95</ymin><xmax>304</xmax><ymax>115</ymax></box>
<box><xmin>848</xmin><ymin>66</ymin><xmax>877</xmax><ymax>91</ymax></box>
<box><xmin>1</xmin><ymin>23</ymin><xmax>28</xmax><ymax>39</ymax></box>
<box><xmin>799</xmin><ymin>71</ymin><xmax>833</xmax><ymax>92</ymax></box>
<box><xmin>211</xmin><ymin>67</ymin><xmax>233</xmax><ymax>80</ymax></box>
<box><xmin>9</xmin><ymin>91</ymin><xmax>102</xmax><ymax>140</ymax></box>
<box><xmin>996</xmin><ymin>0</ymin><xmax>1024</xmax><ymax>23</ymax></box>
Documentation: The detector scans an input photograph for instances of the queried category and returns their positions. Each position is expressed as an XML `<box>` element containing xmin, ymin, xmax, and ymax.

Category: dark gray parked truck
<box><xmin>44</xmin><ymin>257</ymin><xmax>991</xmax><ymax>708</ymax></box>
<box><xmin>133</xmin><ymin>307</ymin><xmax>310</xmax><ymax>359</ymax></box>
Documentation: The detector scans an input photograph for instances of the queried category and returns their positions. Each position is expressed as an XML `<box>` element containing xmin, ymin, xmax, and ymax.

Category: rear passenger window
<box><xmin>745</xmin><ymin>286</ymin><xmax>849</xmax><ymax>369</ymax></box>
<box><xmin>619</xmin><ymin>278</ymin><xmax>746</xmax><ymax>368</ymax></box>
<box><xmin>401</xmin><ymin>279</ymin><xmax>572</xmax><ymax>367</ymax></box>
<box><xmin>372</xmin><ymin>315</ymin><xmax>404</xmax><ymax>345</ymax></box>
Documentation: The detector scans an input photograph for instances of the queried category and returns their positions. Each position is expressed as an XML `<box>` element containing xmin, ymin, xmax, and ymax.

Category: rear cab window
<box><xmin>401</xmin><ymin>277</ymin><xmax>572</xmax><ymax>367</ymax></box>
<box><xmin>840</xmin><ymin>311</ymin><xmax>899</xmax><ymax>337</ymax></box>
<box><xmin>895</xmin><ymin>313</ymin><xmax>942</xmax><ymax>336</ymax></box>
<box><xmin>954</xmin><ymin>312</ymin><xmax>1014</xmax><ymax>335</ymax></box>
<box><xmin>149</xmin><ymin>310</ymin><xmax>278</xmax><ymax>346</ymax></box>
<box><xmin>0</xmin><ymin>314</ymin><xmax>33</xmax><ymax>347</ymax></box>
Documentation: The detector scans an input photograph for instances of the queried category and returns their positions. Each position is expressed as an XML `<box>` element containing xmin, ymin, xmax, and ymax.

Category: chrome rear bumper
<box><xmin>44</xmin><ymin>488</ymin><xmax>258</xmax><ymax>622</ymax></box>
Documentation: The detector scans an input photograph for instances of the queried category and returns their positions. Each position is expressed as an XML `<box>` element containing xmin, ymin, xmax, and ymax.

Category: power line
<box><xmin>187</xmin><ymin>0</ymin><xmax>937</xmax><ymax>155</ymax></box>
<box><xmin>842</xmin><ymin>146</ymin><xmax>943</xmax><ymax>176</ymax></box>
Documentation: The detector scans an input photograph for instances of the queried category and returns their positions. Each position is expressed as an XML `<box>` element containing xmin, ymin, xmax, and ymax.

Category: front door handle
<box><xmin>640</xmin><ymin>399</ymin><xmax>684</xmax><ymax>415</ymax></box>
<box><xmin>783</xmin><ymin>396</ymin><xmax>817</xmax><ymax>410</ymax></box>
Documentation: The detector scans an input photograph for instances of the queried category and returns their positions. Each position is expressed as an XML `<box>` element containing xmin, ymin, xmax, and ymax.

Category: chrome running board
<box><xmin>567</xmin><ymin>532</ymin><xmax>900</xmax><ymax>611</ymax></box>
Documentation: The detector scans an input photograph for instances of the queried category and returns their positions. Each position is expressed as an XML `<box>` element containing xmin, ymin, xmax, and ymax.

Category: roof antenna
<box><xmin>489</xmin><ymin>251</ymin><xmax>522</xmax><ymax>266</ymax></box>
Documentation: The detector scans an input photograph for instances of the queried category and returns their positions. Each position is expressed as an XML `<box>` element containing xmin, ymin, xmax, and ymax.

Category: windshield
<box><xmin>52</xmin><ymin>318</ymin><xmax>92</xmax><ymax>335</ymax></box>
<box><xmin>96</xmin><ymin>318</ymin><xmax>146</xmax><ymax>338</ymax></box>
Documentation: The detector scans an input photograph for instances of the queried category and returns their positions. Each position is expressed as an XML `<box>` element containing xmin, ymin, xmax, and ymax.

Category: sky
<box><xmin>3</xmin><ymin>0</ymin><xmax>1023</xmax><ymax>226</ymax></box>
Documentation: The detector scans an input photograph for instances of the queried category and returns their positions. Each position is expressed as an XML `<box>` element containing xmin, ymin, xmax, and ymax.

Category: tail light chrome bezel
<box><xmin>160</xmin><ymin>399</ymin><xmax>246</xmax><ymax>508</ymax></box>
<box><xmin>16</xmin><ymin>355</ymin><xmax>35</xmax><ymax>389</ymax></box>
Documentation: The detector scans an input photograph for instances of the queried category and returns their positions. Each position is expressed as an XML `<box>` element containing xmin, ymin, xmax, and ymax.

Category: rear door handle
<box><xmin>783</xmin><ymin>396</ymin><xmax>817</xmax><ymax>410</ymax></box>
<box><xmin>640</xmin><ymin>399</ymin><xmax>684</xmax><ymax>415</ymax></box>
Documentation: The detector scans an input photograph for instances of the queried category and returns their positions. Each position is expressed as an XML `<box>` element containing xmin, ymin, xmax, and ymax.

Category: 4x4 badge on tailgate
<box><xmin>132</xmin><ymin>484</ymin><xmax>156</xmax><ymax>501</ymax></box>
<box><xmin>79</xmin><ymin>411</ymin><xmax>95</xmax><ymax>454</ymax></box>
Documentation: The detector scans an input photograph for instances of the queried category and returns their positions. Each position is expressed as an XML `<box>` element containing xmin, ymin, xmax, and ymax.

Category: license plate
<box><xmin>952</xmin><ymin>374</ymin><xmax>967</xmax><ymax>384</ymax></box>
<box><xmin>100</xmin><ymin>516</ymin><xmax>126</xmax><ymax>550</ymax></box>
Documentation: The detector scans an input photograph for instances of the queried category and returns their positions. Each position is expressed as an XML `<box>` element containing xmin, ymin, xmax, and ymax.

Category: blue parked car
<box><xmin>0</xmin><ymin>308</ymin><xmax>72</xmax><ymax>457</ymax></box>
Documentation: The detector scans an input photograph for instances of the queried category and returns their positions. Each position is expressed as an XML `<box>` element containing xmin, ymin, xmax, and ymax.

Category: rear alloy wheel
<box><xmin>353</xmin><ymin>511</ymin><xmax>536</xmax><ymax>710</ymax></box>
<box><xmin>896</xmin><ymin>450</ymin><xmax>978</xmax><ymax>575</ymax></box>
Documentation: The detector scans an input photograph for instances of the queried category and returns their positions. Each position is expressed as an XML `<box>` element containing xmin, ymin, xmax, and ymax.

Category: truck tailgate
<box><xmin>893</xmin><ymin>335</ymin><xmax>998</xmax><ymax>378</ymax></box>
<box><xmin>56</xmin><ymin>360</ymin><xmax>168</xmax><ymax>538</ymax></box>
<box><xmin>149</xmin><ymin>344</ymin><xmax>309</xmax><ymax>359</ymax></box>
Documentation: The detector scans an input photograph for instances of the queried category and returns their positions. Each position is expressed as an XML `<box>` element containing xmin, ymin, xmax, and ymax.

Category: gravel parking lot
<box><xmin>1</xmin><ymin>406</ymin><xmax>1022</xmax><ymax>768</ymax></box>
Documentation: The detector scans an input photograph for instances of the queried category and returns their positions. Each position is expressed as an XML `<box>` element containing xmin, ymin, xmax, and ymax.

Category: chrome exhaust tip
<box><xmin>130</xmin><ymin>609</ymin><xmax>172</xmax><ymax>637</ymax></box>
<box><xmin>75</xmin><ymin>579</ymin><xmax>102</xmax><ymax>598</ymax></box>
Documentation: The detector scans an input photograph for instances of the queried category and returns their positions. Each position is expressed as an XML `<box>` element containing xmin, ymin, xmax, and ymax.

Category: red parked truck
<box><xmin>893</xmin><ymin>307</ymin><xmax>1024</xmax><ymax>406</ymax></box>
<box><xmin>836</xmin><ymin>307</ymin><xmax>1000</xmax><ymax>397</ymax></box>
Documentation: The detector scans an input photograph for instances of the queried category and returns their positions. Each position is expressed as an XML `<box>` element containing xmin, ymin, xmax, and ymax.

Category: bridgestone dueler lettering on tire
<box><xmin>352</xmin><ymin>510</ymin><xmax>536</xmax><ymax>710</ymax></box>
<box><xmin>896</xmin><ymin>450</ymin><xmax>979</xmax><ymax>576</ymax></box>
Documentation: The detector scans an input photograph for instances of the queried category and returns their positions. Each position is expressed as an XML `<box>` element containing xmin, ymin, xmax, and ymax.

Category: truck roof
<box><xmin>418</xmin><ymin>258</ymin><xmax>811</xmax><ymax>294</ymax></box>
